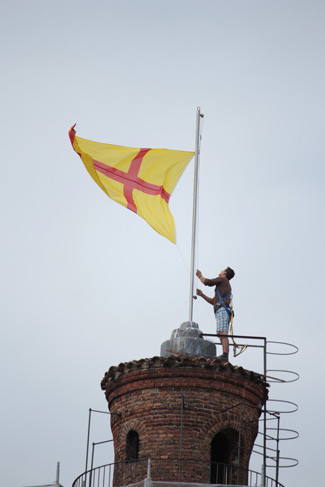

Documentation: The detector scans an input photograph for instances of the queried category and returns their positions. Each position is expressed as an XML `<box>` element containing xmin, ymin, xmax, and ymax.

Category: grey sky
<box><xmin>1</xmin><ymin>1</ymin><xmax>324</xmax><ymax>486</ymax></box>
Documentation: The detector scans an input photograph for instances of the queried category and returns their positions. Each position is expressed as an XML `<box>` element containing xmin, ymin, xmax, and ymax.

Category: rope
<box><xmin>176</xmin><ymin>243</ymin><xmax>190</xmax><ymax>276</ymax></box>
<box><xmin>229</xmin><ymin>310</ymin><xmax>248</xmax><ymax>357</ymax></box>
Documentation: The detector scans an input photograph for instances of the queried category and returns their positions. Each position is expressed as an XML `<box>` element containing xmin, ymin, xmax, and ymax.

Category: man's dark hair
<box><xmin>226</xmin><ymin>267</ymin><xmax>235</xmax><ymax>280</ymax></box>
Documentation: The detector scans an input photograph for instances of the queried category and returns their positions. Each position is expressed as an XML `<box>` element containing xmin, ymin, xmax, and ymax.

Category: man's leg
<box><xmin>216</xmin><ymin>308</ymin><xmax>230</xmax><ymax>361</ymax></box>
<box><xmin>219</xmin><ymin>332</ymin><xmax>229</xmax><ymax>354</ymax></box>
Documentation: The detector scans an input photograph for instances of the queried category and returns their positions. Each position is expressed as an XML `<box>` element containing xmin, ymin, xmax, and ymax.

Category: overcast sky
<box><xmin>1</xmin><ymin>1</ymin><xmax>324</xmax><ymax>486</ymax></box>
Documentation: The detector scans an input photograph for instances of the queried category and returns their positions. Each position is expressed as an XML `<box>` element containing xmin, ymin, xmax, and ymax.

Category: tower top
<box><xmin>101</xmin><ymin>354</ymin><xmax>268</xmax><ymax>487</ymax></box>
<box><xmin>101</xmin><ymin>354</ymin><xmax>267</xmax><ymax>393</ymax></box>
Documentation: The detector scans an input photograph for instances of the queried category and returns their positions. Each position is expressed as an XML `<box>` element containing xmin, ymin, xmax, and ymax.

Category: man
<box><xmin>196</xmin><ymin>267</ymin><xmax>235</xmax><ymax>362</ymax></box>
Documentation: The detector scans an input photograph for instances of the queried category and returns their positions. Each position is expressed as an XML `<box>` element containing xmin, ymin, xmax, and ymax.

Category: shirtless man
<box><xmin>196</xmin><ymin>267</ymin><xmax>235</xmax><ymax>362</ymax></box>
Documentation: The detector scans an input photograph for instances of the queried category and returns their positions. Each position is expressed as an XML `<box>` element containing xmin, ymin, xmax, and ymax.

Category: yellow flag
<box><xmin>69</xmin><ymin>125</ymin><xmax>194</xmax><ymax>243</ymax></box>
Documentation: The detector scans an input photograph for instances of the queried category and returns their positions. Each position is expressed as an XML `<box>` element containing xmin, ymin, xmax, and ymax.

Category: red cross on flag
<box><xmin>69</xmin><ymin>125</ymin><xmax>194</xmax><ymax>243</ymax></box>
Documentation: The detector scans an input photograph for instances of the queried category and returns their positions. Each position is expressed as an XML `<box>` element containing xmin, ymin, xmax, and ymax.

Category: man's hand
<box><xmin>196</xmin><ymin>287</ymin><xmax>213</xmax><ymax>305</ymax></box>
<box><xmin>196</xmin><ymin>269</ymin><xmax>205</xmax><ymax>284</ymax></box>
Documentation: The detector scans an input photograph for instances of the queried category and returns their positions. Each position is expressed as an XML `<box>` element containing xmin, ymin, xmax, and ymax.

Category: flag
<box><xmin>69</xmin><ymin>125</ymin><xmax>194</xmax><ymax>243</ymax></box>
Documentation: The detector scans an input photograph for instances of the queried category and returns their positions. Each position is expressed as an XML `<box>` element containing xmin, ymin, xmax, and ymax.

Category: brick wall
<box><xmin>101</xmin><ymin>356</ymin><xmax>267</xmax><ymax>486</ymax></box>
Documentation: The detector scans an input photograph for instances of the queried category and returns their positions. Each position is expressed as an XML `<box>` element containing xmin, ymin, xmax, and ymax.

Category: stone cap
<box><xmin>160</xmin><ymin>321</ymin><xmax>216</xmax><ymax>358</ymax></box>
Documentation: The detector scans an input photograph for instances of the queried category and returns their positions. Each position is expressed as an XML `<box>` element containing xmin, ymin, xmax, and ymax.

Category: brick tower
<box><xmin>101</xmin><ymin>325</ymin><xmax>268</xmax><ymax>487</ymax></box>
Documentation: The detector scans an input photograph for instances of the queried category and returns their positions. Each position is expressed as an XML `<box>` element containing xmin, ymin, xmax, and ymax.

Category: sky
<box><xmin>1</xmin><ymin>0</ymin><xmax>324</xmax><ymax>486</ymax></box>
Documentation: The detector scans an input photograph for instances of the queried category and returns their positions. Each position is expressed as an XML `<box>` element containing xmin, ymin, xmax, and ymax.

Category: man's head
<box><xmin>219</xmin><ymin>267</ymin><xmax>235</xmax><ymax>280</ymax></box>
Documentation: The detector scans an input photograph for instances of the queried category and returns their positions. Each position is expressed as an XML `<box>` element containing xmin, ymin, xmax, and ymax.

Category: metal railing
<box><xmin>202</xmin><ymin>334</ymin><xmax>299</xmax><ymax>486</ymax></box>
<box><xmin>72</xmin><ymin>458</ymin><xmax>285</xmax><ymax>487</ymax></box>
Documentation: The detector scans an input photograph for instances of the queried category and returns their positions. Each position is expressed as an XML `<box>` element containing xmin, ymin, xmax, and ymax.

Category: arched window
<box><xmin>126</xmin><ymin>430</ymin><xmax>139</xmax><ymax>461</ymax></box>
<box><xmin>210</xmin><ymin>432</ymin><xmax>231</xmax><ymax>484</ymax></box>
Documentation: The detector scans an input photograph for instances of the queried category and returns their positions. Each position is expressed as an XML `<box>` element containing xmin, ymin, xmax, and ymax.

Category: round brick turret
<box><xmin>101</xmin><ymin>355</ymin><xmax>268</xmax><ymax>486</ymax></box>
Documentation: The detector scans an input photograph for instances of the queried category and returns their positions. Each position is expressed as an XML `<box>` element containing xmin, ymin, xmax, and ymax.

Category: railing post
<box><xmin>85</xmin><ymin>409</ymin><xmax>92</xmax><ymax>474</ymax></box>
<box><xmin>237</xmin><ymin>403</ymin><xmax>242</xmax><ymax>485</ymax></box>
<box><xmin>263</xmin><ymin>338</ymin><xmax>267</xmax><ymax>486</ymax></box>
<box><xmin>179</xmin><ymin>396</ymin><xmax>184</xmax><ymax>477</ymax></box>
<box><xmin>275</xmin><ymin>413</ymin><xmax>280</xmax><ymax>487</ymax></box>
<box><xmin>260</xmin><ymin>464</ymin><xmax>265</xmax><ymax>487</ymax></box>
<box><xmin>144</xmin><ymin>459</ymin><xmax>152</xmax><ymax>487</ymax></box>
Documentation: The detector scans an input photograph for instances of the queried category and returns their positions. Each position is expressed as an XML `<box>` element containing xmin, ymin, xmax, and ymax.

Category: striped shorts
<box><xmin>215</xmin><ymin>307</ymin><xmax>230</xmax><ymax>333</ymax></box>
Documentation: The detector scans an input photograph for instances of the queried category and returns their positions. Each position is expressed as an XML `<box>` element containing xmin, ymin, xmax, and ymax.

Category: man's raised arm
<box><xmin>196</xmin><ymin>269</ymin><xmax>206</xmax><ymax>284</ymax></box>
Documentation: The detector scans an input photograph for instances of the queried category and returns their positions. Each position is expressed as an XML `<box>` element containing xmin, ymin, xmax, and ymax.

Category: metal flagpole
<box><xmin>189</xmin><ymin>107</ymin><xmax>204</xmax><ymax>322</ymax></box>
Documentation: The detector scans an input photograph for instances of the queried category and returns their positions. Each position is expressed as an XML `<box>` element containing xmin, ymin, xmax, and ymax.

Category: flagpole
<box><xmin>189</xmin><ymin>107</ymin><xmax>204</xmax><ymax>322</ymax></box>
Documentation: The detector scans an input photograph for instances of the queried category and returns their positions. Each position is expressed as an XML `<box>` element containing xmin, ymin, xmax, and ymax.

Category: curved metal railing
<box><xmin>202</xmin><ymin>334</ymin><xmax>299</xmax><ymax>483</ymax></box>
<box><xmin>72</xmin><ymin>458</ymin><xmax>285</xmax><ymax>487</ymax></box>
